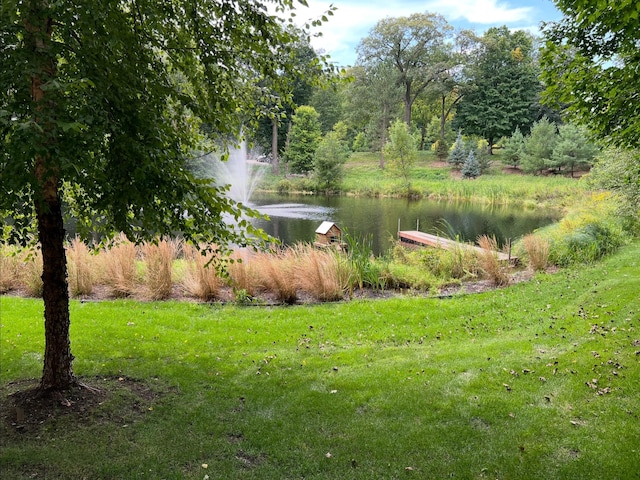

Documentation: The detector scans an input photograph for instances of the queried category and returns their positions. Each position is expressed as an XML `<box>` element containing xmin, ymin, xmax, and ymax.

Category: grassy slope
<box><xmin>342</xmin><ymin>152</ymin><xmax>584</xmax><ymax>205</ymax></box>
<box><xmin>1</xmin><ymin>242</ymin><xmax>639</xmax><ymax>479</ymax></box>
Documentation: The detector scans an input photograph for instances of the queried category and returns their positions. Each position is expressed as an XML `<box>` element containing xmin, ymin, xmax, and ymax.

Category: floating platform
<box><xmin>398</xmin><ymin>231</ymin><xmax>517</xmax><ymax>264</ymax></box>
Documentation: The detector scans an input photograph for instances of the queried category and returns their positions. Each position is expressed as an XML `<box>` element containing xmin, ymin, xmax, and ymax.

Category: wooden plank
<box><xmin>398</xmin><ymin>231</ymin><xmax>517</xmax><ymax>263</ymax></box>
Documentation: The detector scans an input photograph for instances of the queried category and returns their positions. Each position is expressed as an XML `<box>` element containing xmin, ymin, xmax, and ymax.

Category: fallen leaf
<box><xmin>325</xmin><ymin>452</ymin><xmax>332</xmax><ymax>458</ymax></box>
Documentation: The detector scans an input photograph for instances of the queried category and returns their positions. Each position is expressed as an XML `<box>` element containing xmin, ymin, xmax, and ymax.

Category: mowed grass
<box><xmin>1</xmin><ymin>242</ymin><xmax>639</xmax><ymax>479</ymax></box>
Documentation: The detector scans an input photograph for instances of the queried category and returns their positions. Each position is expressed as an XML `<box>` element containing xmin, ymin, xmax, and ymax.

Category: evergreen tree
<box><xmin>462</xmin><ymin>150</ymin><xmax>481</xmax><ymax>178</ymax></box>
<box><xmin>521</xmin><ymin>117</ymin><xmax>558</xmax><ymax>174</ymax></box>
<box><xmin>551</xmin><ymin>124</ymin><xmax>598</xmax><ymax>177</ymax></box>
<box><xmin>453</xmin><ymin>27</ymin><xmax>540</xmax><ymax>152</ymax></box>
<box><xmin>447</xmin><ymin>131</ymin><xmax>467</xmax><ymax>168</ymax></box>
<box><xmin>284</xmin><ymin>106</ymin><xmax>322</xmax><ymax>174</ymax></box>
<box><xmin>502</xmin><ymin>127</ymin><xmax>525</xmax><ymax>168</ymax></box>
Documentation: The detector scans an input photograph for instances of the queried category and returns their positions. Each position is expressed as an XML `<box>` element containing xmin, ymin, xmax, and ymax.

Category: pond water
<box><xmin>248</xmin><ymin>192</ymin><xmax>559</xmax><ymax>256</ymax></box>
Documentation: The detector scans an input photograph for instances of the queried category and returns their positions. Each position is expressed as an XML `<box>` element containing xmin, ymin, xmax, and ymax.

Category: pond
<box><xmin>248</xmin><ymin>192</ymin><xmax>559</xmax><ymax>256</ymax></box>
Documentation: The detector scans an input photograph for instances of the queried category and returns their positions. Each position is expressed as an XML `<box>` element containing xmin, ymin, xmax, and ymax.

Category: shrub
<box><xmin>276</xmin><ymin>179</ymin><xmax>293</xmax><ymax>194</ymax></box>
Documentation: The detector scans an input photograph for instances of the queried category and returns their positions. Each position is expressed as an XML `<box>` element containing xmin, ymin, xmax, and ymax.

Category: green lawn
<box><xmin>1</xmin><ymin>242</ymin><xmax>639</xmax><ymax>479</ymax></box>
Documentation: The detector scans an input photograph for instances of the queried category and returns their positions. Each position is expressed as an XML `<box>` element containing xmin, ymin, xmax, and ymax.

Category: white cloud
<box><xmin>424</xmin><ymin>0</ymin><xmax>532</xmax><ymax>24</ymax></box>
<box><xmin>291</xmin><ymin>0</ymin><xmax>544</xmax><ymax>66</ymax></box>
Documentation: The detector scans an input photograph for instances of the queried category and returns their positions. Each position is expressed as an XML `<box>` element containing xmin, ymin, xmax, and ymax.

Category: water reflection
<box><xmin>249</xmin><ymin>193</ymin><xmax>559</xmax><ymax>256</ymax></box>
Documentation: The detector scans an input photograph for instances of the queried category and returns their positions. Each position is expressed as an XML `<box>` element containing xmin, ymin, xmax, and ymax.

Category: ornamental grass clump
<box><xmin>66</xmin><ymin>237</ymin><xmax>95</xmax><ymax>297</ymax></box>
<box><xmin>20</xmin><ymin>249</ymin><xmax>44</xmax><ymax>297</ymax></box>
<box><xmin>477</xmin><ymin>235</ymin><xmax>510</xmax><ymax>286</ymax></box>
<box><xmin>522</xmin><ymin>234</ymin><xmax>550</xmax><ymax>272</ymax></box>
<box><xmin>141</xmin><ymin>238</ymin><xmax>178</xmax><ymax>300</ymax></box>
<box><xmin>227</xmin><ymin>249</ymin><xmax>258</xmax><ymax>299</ymax></box>
<box><xmin>101</xmin><ymin>234</ymin><xmax>138</xmax><ymax>298</ymax></box>
<box><xmin>291</xmin><ymin>244</ymin><xmax>344</xmax><ymax>302</ymax></box>
<box><xmin>0</xmin><ymin>245</ymin><xmax>20</xmax><ymax>294</ymax></box>
<box><xmin>181</xmin><ymin>243</ymin><xmax>222</xmax><ymax>301</ymax></box>
<box><xmin>252</xmin><ymin>248</ymin><xmax>298</xmax><ymax>304</ymax></box>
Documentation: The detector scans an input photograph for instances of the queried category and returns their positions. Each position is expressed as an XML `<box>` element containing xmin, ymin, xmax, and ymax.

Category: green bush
<box><xmin>549</xmin><ymin>221</ymin><xmax>627</xmax><ymax>266</ymax></box>
<box><xmin>276</xmin><ymin>179</ymin><xmax>293</xmax><ymax>194</ymax></box>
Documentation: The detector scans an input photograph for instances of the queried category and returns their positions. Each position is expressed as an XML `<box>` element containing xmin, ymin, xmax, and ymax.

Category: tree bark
<box><xmin>27</xmin><ymin>1</ymin><xmax>75</xmax><ymax>391</ymax></box>
<box><xmin>35</xmin><ymin>167</ymin><xmax>75</xmax><ymax>391</ymax></box>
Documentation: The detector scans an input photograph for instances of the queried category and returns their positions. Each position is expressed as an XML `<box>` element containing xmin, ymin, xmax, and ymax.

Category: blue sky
<box><xmin>296</xmin><ymin>0</ymin><xmax>563</xmax><ymax>67</ymax></box>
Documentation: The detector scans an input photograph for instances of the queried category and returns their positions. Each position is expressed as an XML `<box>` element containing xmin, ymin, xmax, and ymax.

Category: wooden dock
<box><xmin>398</xmin><ymin>231</ymin><xmax>517</xmax><ymax>264</ymax></box>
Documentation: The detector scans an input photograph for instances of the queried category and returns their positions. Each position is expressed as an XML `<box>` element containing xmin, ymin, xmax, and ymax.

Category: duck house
<box><xmin>314</xmin><ymin>221</ymin><xmax>343</xmax><ymax>249</ymax></box>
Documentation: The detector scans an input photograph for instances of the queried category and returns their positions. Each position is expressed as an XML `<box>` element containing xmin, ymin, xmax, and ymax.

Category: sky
<box><xmin>294</xmin><ymin>0</ymin><xmax>563</xmax><ymax>67</ymax></box>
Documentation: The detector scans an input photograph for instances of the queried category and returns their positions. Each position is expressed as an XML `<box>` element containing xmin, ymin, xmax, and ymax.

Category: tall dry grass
<box><xmin>67</xmin><ymin>237</ymin><xmax>95</xmax><ymax>297</ymax></box>
<box><xmin>523</xmin><ymin>234</ymin><xmax>550</xmax><ymax>272</ymax></box>
<box><xmin>252</xmin><ymin>248</ymin><xmax>298</xmax><ymax>304</ymax></box>
<box><xmin>227</xmin><ymin>249</ymin><xmax>258</xmax><ymax>298</ymax></box>
<box><xmin>0</xmin><ymin>245</ymin><xmax>21</xmax><ymax>293</ymax></box>
<box><xmin>141</xmin><ymin>238</ymin><xmax>178</xmax><ymax>300</ymax></box>
<box><xmin>181</xmin><ymin>243</ymin><xmax>222</xmax><ymax>301</ymax></box>
<box><xmin>290</xmin><ymin>244</ymin><xmax>344</xmax><ymax>301</ymax></box>
<box><xmin>20</xmin><ymin>248</ymin><xmax>44</xmax><ymax>297</ymax></box>
<box><xmin>477</xmin><ymin>235</ymin><xmax>510</xmax><ymax>286</ymax></box>
<box><xmin>101</xmin><ymin>234</ymin><xmax>138</xmax><ymax>298</ymax></box>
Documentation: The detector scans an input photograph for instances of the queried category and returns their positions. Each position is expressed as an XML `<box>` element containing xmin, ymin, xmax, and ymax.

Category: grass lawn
<box><xmin>1</xmin><ymin>242</ymin><xmax>639</xmax><ymax>479</ymax></box>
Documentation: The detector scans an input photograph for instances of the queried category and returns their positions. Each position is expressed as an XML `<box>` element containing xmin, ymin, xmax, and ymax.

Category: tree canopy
<box><xmin>453</xmin><ymin>27</ymin><xmax>540</xmax><ymax>152</ymax></box>
<box><xmin>541</xmin><ymin>0</ymin><xmax>640</xmax><ymax>149</ymax></box>
<box><xmin>0</xmin><ymin>0</ymin><xmax>332</xmax><ymax>391</ymax></box>
<box><xmin>357</xmin><ymin>12</ymin><xmax>454</xmax><ymax>125</ymax></box>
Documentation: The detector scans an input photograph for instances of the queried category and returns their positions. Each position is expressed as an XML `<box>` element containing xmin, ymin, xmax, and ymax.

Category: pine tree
<box><xmin>503</xmin><ymin>127</ymin><xmax>525</xmax><ymax>168</ymax></box>
<box><xmin>462</xmin><ymin>150</ymin><xmax>481</xmax><ymax>178</ymax></box>
<box><xmin>447</xmin><ymin>131</ymin><xmax>467</xmax><ymax>168</ymax></box>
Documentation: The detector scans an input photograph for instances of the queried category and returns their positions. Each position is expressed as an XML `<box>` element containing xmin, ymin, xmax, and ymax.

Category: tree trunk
<box><xmin>35</xmin><ymin>167</ymin><xmax>75</xmax><ymax>391</ymax></box>
<box><xmin>403</xmin><ymin>86</ymin><xmax>412</xmax><ymax>125</ymax></box>
<box><xmin>271</xmin><ymin>118</ymin><xmax>279</xmax><ymax>175</ymax></box>
<box><xmin>440</xmin><ymin>96</ymin><xmax>446</xmax><ymax>139</ymax></box>
<box><xmin>379</xmin><ymin>104</ymin><xmax>389</xmax><ymax>169</ymax></box>
<box><xmin>27</xmin><ymin>2</ymin><xmax>75</xmax><ymax>391</ymax></box>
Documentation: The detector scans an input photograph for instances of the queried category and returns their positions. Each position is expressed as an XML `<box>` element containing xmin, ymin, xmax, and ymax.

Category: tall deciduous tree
<box><xmin>283</xmin><ymin>105</ymin><xmax>322</xmax><ymax>174</ymax></box>
<box><xmin>383</xmin><ymin>120</ymin><xmax>417</xmax><ymax>195</ymax></box>
<box><xmin>357</xmin><ymin>12</ymin><xmax>454</xmax><ymax>125</ymax></box>
<box><xmin>0</xmin><ymin>0</ymin><xmax>329</xmax><ymax>393</ymax></box>
<box><xmin>453</xmin><ymin>26</ymin><xmax>540</xmax><ymax>153</ymax></box>
<box><xmin>343</xmin><ymin>62</ymin><xmax>402</xmax><ymax>168</ymax></box>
